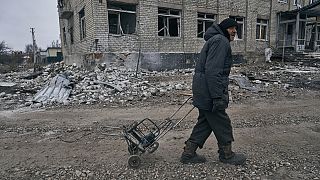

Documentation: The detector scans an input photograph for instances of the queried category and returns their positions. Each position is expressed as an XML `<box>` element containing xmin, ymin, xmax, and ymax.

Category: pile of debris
<box><xmin>0</xmin><ymin>62</ymin><xmax>192</xmax><ymax>110</ymax></box>
<box><xmin>229</xmin><ymin>63</ymin><xmax>320</xmax><ymax>102</ymax></box>
<box><xmin>0</xmin><ymin>61</ymin><xmax>319</xmax><ymax>110</ymax></box>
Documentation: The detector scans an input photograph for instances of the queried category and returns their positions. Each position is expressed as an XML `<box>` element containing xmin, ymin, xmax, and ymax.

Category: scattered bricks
<box><xmin>1</xmin><ymin>61</ymin><xmax>320</xmax><ymax>110</ymax></box>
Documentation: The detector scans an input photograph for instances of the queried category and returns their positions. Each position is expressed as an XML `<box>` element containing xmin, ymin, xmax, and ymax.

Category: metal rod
<box><xmin>172</xmin><ymin>106</ymin><xmax>195</xmax><ymax>129</ymax></box>
<box><xmin>156</xmin><ymin>105</ymin><xmax>195</xmax><ymax>141</ymax></box>
<box><xmin>168</xmin><ymin>96</ymin><xmax>192</xmax><ymax>120</ymax></box>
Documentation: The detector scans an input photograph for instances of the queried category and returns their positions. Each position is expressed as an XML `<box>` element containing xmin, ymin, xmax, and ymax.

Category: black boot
<box><xmin>218</xmin><ymin>143</ymin><xmax>246</xmax><ymax>165</ymax></box>
<box><xmin>180</xmin><ymin>141</ymin><xmax>206</xmax><ymax>164</ymax></box>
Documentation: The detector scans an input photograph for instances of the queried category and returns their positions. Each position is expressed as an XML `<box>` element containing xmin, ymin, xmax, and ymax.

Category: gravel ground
<box><xmin>0</xmin><ymin>62</ymin><xmax>320</xmax><ymax>179</ymax></box>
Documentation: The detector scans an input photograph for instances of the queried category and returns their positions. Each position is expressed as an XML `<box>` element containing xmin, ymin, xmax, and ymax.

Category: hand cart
<box><xmin>122</xmin><ymin>96</ymin><xmax>194</xmax><ymax>168</ymax></box>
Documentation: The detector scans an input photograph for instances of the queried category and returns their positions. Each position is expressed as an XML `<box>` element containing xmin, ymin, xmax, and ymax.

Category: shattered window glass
<box><xmin>108</xmin><ymin>2</ymin><xmax>136</xmax><ymax>35</ymax></box>
<box><xmin>158</xmin><ymin>8</ymin><xmax>181</xmax><ymax>37</ymax></box>
<box><xmin>197</xmin><ymin>13</ymin><xmax>215</xmax><ymax>38</ymax></box>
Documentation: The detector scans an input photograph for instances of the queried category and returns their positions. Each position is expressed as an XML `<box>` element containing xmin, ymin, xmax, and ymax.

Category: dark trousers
<box><xmin>187</xmin><ymin>108</ymin><xmax>234</xmax><ymax>148</ymax></box>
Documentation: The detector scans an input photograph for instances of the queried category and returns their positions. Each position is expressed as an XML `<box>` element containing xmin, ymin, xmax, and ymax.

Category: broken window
<box><xmin>230</xmin><ymin>16</ymin><xmax>244</xmax><ymax>40</ymax></box>
<box><xmin>197</xmin><ymin>13</ymin><xmax>215</xmax><ymax>38</ymax></box>
<box><xmin>69</xmin><ymin>27</ymin><xmax>74</xmax><ymax>44</ymax></box>
<box><xmin>108</xmin><ymin>2</ymin><xmax>136</xmax><ymax>35</ymax></box>
<box><xmin>79</xmin><ymin>8</ymin><xmax>86</xmax><ymax>40</ymax></box>
<box><xmin>68</xmin><ymin>16</ymin><xmax>74</xmax><ymax>44</ymax></box>
<box><xmin>158</xmin><ymin>8</ymin><xmax>181</xmax><ymax>37</ymax></box>
<box><xmin>256</xmin><ymin>19</ymin><xmax>268</xmax><ymax>40</ymax></box>
<box><xmin>63</xmin><ymin>27</ymin><xmax>67</xmax><ymax>45</ymax></box>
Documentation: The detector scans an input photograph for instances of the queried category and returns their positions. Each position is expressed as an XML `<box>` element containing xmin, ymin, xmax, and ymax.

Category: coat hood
<box><xmin>204</xmin><ymin>23</ymin><xmax>225</xmax><ymax>41</ymax></box>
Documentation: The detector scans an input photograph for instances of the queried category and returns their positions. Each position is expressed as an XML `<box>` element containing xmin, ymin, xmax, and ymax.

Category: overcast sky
<box><xmin>0</xmin><ymin>0</ymin><xmax>60</xmax><ymax>51</ymax></box>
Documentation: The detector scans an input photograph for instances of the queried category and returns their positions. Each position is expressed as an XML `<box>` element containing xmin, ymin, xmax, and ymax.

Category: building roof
<box><xmin>282</xmin><ymin>0</ymin><xmax>320</xmax><ymax>17</ymax></box>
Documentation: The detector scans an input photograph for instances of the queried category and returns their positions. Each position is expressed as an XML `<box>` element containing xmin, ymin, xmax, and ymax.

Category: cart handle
<box><xmin>155</xmin><ymin>97</ymin><xmax>194</xmax><ymax>141</ymax></box>
<box><xmin>168</xmin><ymin>96</ymin><xmax>193</xmax><ymax>120</ymax></box>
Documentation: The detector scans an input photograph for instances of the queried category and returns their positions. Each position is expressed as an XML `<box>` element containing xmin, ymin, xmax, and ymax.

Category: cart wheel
<box><xmin>128</xmin><ymin>144</ymin><xmax>139</xmax><ymax>155</ymax></box>
<box><xmin>128</xmin><ymin>155</ymin><xmax>141</xmax><ymax>168</ymax></box>
<box><xmin>147</xmin><ymin>142</ymin><xmax>159</xmax><ymax>153</ymax></box>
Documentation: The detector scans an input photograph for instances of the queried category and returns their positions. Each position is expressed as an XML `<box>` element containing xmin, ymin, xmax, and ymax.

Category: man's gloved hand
<box><xmin>212</xmin><ymin>97</ymin><xmax>228</xmax><ymax>112</ymax></box>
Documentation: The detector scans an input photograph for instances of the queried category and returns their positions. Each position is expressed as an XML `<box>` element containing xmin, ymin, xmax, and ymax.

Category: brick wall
<box><xmin>58</xmin><ymin>0</ymin><xmax>316</xmax><ymax>69</ymax></box>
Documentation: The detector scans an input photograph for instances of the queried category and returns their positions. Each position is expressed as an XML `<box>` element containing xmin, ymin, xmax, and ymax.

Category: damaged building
<box><xmin>57</xmin><ymin>0</ymin><xmax>320</xmax><ymax>71</ymax></box>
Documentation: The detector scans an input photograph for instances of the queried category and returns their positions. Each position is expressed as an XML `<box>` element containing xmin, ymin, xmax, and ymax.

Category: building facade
<box><xmin>57</xmin><ymin>0</ymin><xmax>320</xmax><ymax>71</ymax></box>
<box><xmin>38</xmin><ymin>47</ymin><xmax>63</xmax><ymax>64</ymax></box>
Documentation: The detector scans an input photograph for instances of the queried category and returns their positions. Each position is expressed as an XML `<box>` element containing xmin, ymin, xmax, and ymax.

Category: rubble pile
<box><xmin>0</xmin><ymin>61</ymin><xmax>319</xmax><ymax>110</ymax></box>
<box><xmin>0</xmin><ymin>62</ymin><xmax>192</xmax><ymax>110</ymax></box>
<box><xmin>230</xmin><ymin>63</ymin><xmax>320</xmax><ymax>102</ymax></box>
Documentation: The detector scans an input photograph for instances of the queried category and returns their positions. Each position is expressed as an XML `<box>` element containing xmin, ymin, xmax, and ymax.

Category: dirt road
<box><xmin>0</xmin><ymin>96</ymin><xmax>319</xmax><ymax>179</ymax></box>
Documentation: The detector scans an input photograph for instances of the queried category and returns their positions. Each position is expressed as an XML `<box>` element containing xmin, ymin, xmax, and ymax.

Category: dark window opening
<box><xmin>197</xmin><ymin>13</ymin><xmax>215</xmax><ymax>38</ymax></box>
<box><xmin>158</xmin><ymin>8</ymin><xmax>181</xmax><ymax>37</ymax></box>
<box><xmin>79</xmin><ymin>8</ymin><xmax>86</xmax><ymax>40</ymax></box>
<box><xmin>63</xmin><ymin>27</ymin><xmax>67</xmax><ymax>45</ymax></box>
<box><xmin>287</xmin><ymin>24</ymin><xmax>293</xmax><ymax>35</ymax></box>
<box><xmin>230</xmin><ymin>16</ymin><xmax>244</xmax><ymax>40</ymax></box>
<box><xmin>107</xmin><ymin>2</ymin><xmax>136</xmax><ymax>35</ymax></box>
<box><xmin>169</xmin><ymin>18</ymin><xmax>179</xmax><ymax>36</ymax></box>
<box><xmin>109</xmin><ymin>13</ymin><xmax>120</xmax><ymax>34</ymax></box>
<box><xmin>68</xmin><ymin>16</ymin><xmax>74</xmax><ymax>44</ymax></box>
<box><xmin>69</xmin><ymin>27</ymin><xmax>74</xmax><ymax>44</ymax></box>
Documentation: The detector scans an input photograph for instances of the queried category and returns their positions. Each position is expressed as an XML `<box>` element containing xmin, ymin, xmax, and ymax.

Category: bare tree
<box><xmin>0</xmin><ymin>41</ymin><xmax>11</xmax><ymax>54</ymax></box>
<box><xmin>25</xmin><ymin>44</ymin><xmax>34</xmax><ymax>54</ymax></box>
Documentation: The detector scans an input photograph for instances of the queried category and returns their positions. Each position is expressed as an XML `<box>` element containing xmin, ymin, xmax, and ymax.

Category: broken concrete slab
<box><xmin>230</xmin><ymin>75</ymin><xmax>260</xmax><ymax>92</ymax></box>
<box><xmin>33</xmin><ymin>74</ymin><xmax>72</xmax><ymax>104</ymax></box>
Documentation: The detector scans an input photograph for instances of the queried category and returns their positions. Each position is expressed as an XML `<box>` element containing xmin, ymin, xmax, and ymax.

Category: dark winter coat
<box><xmin>192</xmin><ymin>24</ymin><xmax>233</xmax><ymax>111</ymax></box>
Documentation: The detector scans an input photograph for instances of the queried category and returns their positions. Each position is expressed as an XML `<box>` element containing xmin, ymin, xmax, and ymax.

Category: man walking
<box><xmin>180</xmin><ymin>18</ymin><xmax>246</xmax><ymax>165</ymax></box>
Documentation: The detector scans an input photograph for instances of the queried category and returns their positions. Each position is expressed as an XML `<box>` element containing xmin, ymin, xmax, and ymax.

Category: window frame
<box><xmin>229</xmin><ymin>16</ymin><xmax>244</xmax><ymax>40</ymax></box>
<box><xmin>69</xmin><ymin>27</ymin><xmax>74</xmax><ymax>44</ymax></box>
<box><xmin>197</xmin><ymin>12</ymin><xmax>215</xmax><ymax>38</ymax></box>
<box><xmin>107</xmin><ymin>2</ymin><xmax>137</xmax><ymax>35</ymax></box>
<box><xmin>68</xmin><ymin>16</ymin><xmax>74</xmax><ymax>44</ymax></box>
<box><xmin>62</xmin><ymin>27</ymin><xmax>67</xmax><ymax>45</ymax></box>
<box><xmin>158</xmin><ymin>7</ymin><xmax>181</xmax><ymax>37</ymax></box>
<box><xmin>256</xmin><ymin>19</ymin><xmax>269</xmax><ymax>41</ymax></box>
<box><xmin>79</xmin><ymin>8</ymin><xmax>86</xmax><ymax>40</ymax></box>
